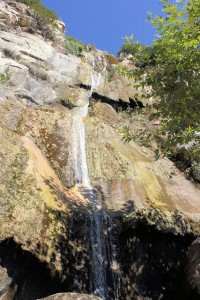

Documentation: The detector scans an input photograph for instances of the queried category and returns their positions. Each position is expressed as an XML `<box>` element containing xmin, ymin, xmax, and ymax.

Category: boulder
<box><xmin>38</xmin><ymin>293</ymin><xmax>102</xmax><ymax>300</ymax></box>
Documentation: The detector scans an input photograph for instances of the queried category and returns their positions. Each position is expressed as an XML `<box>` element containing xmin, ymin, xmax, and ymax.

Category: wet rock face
<box><xmin>119</xmin><ymin>225</ymin><xmax>198</xmax><ymax>300</ymax></box>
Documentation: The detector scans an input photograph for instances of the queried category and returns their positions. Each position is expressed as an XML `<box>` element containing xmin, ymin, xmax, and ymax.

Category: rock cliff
<box><xmin>0</xmin><ymin>1</ymin><xmax>200</xmax><ymax>299</ymax></box>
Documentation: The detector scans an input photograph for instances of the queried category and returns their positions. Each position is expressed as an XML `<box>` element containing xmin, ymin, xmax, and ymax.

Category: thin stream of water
<box><xmin>72</xmin><ymin>54</ymin><xmax>121</xmax><ymax>299</ymax></box>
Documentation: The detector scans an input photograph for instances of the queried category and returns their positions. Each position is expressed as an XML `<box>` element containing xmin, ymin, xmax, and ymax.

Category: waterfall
<box><xmin>72</xmin><ymin>71</ymin><xmax>101</xmax><ymax>185</ymax></box>
<box><xmin>72</xmin><ymin>54</ymin><xmax>121</xmax><ymax>300</ymax></box>
<box><xmin>72</xmin><ymin>101</ymin><xmax>90</xmax><ymax>185</ymax></box>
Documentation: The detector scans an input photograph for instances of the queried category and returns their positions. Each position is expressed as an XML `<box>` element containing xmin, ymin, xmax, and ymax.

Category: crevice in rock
<box><xmin>15</xmin><ymin>91</ymin><xmax>39</xmax><ymax>105</ymax></box>
<box><xmin>91</xmin><ymin>92</ymin><xmax>144</xmax><ymax>113</ymax></box>
<box><xmin>2</xmin><ymin>48</ymin><xmax>20</xmax><ymax>60</ymax></box>
<box><xmin>60</xmin><ymin>99</ymin><xmax>77</xmax><ymax>109</ymax></box>
<box><xmin>20</xmin><ymin>50</ymin><xmax>44</xmax><ymax>62</ymax></box>
<box><xmin>129</xmin><ymin>97</ymin><xmax>144</xmax><ymax>108</ymax></box>
<box><xmin>79</xmin><ymin>83</ymin><xmax>91</xmax><ymax>91</ymax></box>
<box><xmin>0</xmin><ymin>37</ymin><xmax>11</xmax><ymax>43</ymax></box>
<box><xmin>75</xmin><ymin>84</ymin><xmax>145</xmax><ymax>112</ymax></box>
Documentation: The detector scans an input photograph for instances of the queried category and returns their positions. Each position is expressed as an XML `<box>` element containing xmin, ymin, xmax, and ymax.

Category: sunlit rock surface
<box><xmin>0</xmin><ymin>1</ymin><xmax>145</xmax><ymax>107</ymax></box>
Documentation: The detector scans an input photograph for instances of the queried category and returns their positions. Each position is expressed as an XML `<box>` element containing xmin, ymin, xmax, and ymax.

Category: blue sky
<box><xmin>41</xmin><ymin>0</ymin><xmax>163</xmax><ymax>55</ymax></box>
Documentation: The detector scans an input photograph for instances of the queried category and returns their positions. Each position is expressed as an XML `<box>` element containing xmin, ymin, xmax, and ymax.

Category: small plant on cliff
<box><xmin>64</xmin><ymin>36</ymin><xmax>86</xmax><ymax>56</ymax></box>
<box><xmin>16</xmin><ymin>0</ymin><xmax>58</xmax><ymax>40</ymax></box>
<box><xmin>16</xmin><ymin>0</ymin><xmax>57</xmax><ymax>21</ymax></box>
<box><xmin>0</xmin><ymin>67</ymin><xmax>10</xmax><ymax>84</ymax></box>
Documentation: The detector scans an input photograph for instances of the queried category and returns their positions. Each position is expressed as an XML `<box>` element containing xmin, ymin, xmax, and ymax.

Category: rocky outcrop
<box><xmin>86</xmin><ymin>102</ymin><xmax>200</xmax><ymax>233</ymax></box>
<box><xmin>0</xmin><ymin>1</ymin><xmax>200</xmax><ymax>299</ymax></box>
<box><xmin>0</xmin><ymin>1</ymin><xmax>148</xmax><ymax>108</ymax></box>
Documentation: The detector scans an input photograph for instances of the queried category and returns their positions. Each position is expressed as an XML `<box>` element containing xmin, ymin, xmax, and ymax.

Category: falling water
<box><xmin>72</xmin><ymin>54</ymin><xmax>121</xmax><ymax>299</ymax></box>
<box><xmin>72</xmin><ymin>71</ymin><xmax>101</xmax><ymax>185</ymax></box>
<box><xmin>72</xmin><ymin>99</ymin><xmax>90</xmax><ymax>185</ymax></box>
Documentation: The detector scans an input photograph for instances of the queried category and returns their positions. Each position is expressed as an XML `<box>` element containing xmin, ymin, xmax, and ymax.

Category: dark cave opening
<box><xmin>0</xmin><ymin>239</ymin><xmax>68</xmax><ymax>300</ymax></box>
<box><xmin>0</xmin><ymin>223</ymin><xmax>199</xmax><ymax>300</ymax></box>
<box><xmin>119</xmin><ymin>223</ymin><xmax>199</xmax><ymax>300</ymax></box>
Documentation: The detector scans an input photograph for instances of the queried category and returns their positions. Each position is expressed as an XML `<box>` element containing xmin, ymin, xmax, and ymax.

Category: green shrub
<box><xmin>118</xmin><ymin>41</ymin><xmax>157</xmax><ymax>68</ymax></box>
<box><xmin>191</xmin><ymin>161</ymin><xmax>200</xmax><ymax>182</ymax></box>
<box><xmin>0</xmin><ymin>73</ymin><xmax>8</xmax><ymax>84</ymax></box>
<box><xmin>118</xmin><ymin>41</ymin><xmax>145</xmax><ymax>56</ymax></box>
<box><xmin>64</xmin><ymin>36</ymin><xmax>85</xmax><ymax>56</ymax></box>
<box><xmin>0</xmin><ymin>67</ymin><xmax>10</xmax><ymax>84</ymax></box>
<box><xmin>16</xmin><ymin>0</ymin><xmax>57</xmax><ymax>21</ymax></box>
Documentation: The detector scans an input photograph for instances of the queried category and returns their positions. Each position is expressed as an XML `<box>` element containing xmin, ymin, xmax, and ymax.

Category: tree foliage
<box><xmin>118</xmin><ymin>39</ymin><xmax>146</xmax><ymax>56</ymax></box>
<box><xmin>120</xmin><ymin>0</ymin><xmax>200</xmax><ymax>159</ymax></box>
